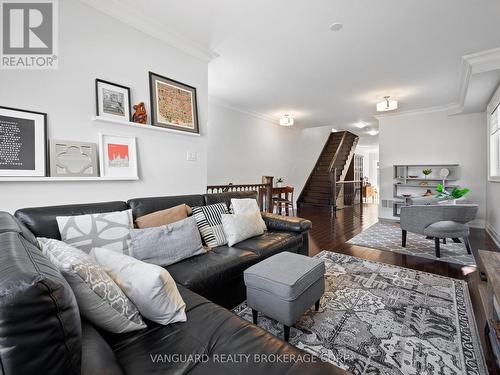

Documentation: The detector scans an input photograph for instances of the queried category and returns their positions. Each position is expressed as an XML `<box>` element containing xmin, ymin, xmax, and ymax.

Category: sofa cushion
<box><xmin>165</xmin><ymin>247</ymin><xmax>259</xmax><ymax>294</ymax></box>
<box><xmin>101</xmin><ymin>285</ymin><xmax>342</xmax><ymax>375</ymax></box>
<box><xmin>0</xmin><ymin>231</ymin><xmax>82</xmax><ymax>375</ymax></box>
<box><xmin>127</xmin><ymin>194</ymin><xmax>204</xmax><ymax>219</ymax></box>
<box><xmin>15</xmin><ymin>201</ymin><xmax>128</xmax><ymax>239</ymax></box>
<box><xmin>130</xmin><ymin>217</ymin><xmax>205</xmax><ymax>266</ymax></box>
<box><xmin>236</xmin><ymin>230</ymin><xmax>303</xmax><ymax>258</ymax></box>
<box><xmin>423</xmin><ymin>220</ymin><xmax>470</xmax><ymax>238</ymax></box>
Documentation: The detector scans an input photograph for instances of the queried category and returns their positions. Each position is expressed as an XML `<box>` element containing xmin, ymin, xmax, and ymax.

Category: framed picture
<box><xmin>0</xmin><ymin>106</ymin><xmax>47</xmax><ymax>177</ymax></box>
<box><xmin>95</xmin><ymin>79</ymin><xmax>131</xmax><ymax>122</ymax></box>
<box><xmin>98</xmin><ymin>133</ymin><xmax>137</xmax><ymax>179</ymax></box>
<box><xmin>49</xmin><ymin>140</ymin><xmax>98</xmax><ymax>177</ymax></box>
<box><xmin>149</xmin><ymin>71</ymin><xmax>199</xmax><ymax>134</ymax></box>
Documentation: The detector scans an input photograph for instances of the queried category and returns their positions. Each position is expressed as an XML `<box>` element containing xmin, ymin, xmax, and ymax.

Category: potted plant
<box><xmin>422</xmin><ymin>169</ymin><xmax>432</xmax><ymax>179</ymax></box>
<box><xmin>436</xmin><ymin>184</ymin><xmax>470</xmax><ymax>204</ymax></box>
<box><xmin>276</xmin><ymin>177</ymin><xmax>284</xmax><ymax>187</ymax></box>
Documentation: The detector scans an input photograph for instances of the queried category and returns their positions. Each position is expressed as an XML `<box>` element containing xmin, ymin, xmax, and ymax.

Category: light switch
<box><xmin>187</xmin><ymin>151</ymin><xmax>197</xmax><ymax>161</ymax></box>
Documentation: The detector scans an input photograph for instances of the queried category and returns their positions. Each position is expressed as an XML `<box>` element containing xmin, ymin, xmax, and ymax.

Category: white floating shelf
<box><xmin>93</xmin><ymin>116</ymin><xmax>200</xmax><ymax>137</ymax></box>
<box><xmin>0</xmin><ymin>176</ymin><xmax>139</xmax><ymax>182</ymax></box>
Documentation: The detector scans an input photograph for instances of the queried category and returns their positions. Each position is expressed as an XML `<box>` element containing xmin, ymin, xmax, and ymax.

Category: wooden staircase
<box><xmin>297</xmin><ymin>131</ymin><xmax>359</xmax><ymax>210</ymax></box>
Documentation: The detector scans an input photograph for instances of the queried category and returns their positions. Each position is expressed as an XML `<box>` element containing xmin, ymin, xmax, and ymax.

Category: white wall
<box><xmin>378</xmin><ymin>110</ymin><xmax>487</xmax><ymax>227</ymax></box>
<box><xmin>0</xmin><ymin>0</ymin><xmax>208</xmax><ymax>213</ymax></box>
<box><xmin>486</xmin><ymin>85</ymin><xmax>500</xmax><ymax>246</ymax></box>
<box><xmin>356</xmin><ymin>146</ymin><xmax>379</xmax><ymax>188</ymax></box>
<box><xmin>207</xmin><ymin>102</ymin><xmax>335</xmax><ymax>202</ymax></box>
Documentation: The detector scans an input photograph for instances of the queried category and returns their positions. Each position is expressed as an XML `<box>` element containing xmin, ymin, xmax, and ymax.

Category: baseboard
<box><xmin>378</xmin><ymin>217</ymin><xmax>399</xmax><ymax>224</ymax></box>
<box><xmin>485</xmin><ymin>222</ymin><xmax>500</xmax><ymax>248</ymax></box>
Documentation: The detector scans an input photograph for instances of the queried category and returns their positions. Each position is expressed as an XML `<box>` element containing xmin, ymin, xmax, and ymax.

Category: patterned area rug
<box><xmin>234</xmin><ymin>251</ymin><xmax>486</xmax><ymax>375</ymax></box>
<box><xmin>347</xmin><ymin>222</ymin><xmax>476</xmax><ymax>266</ymax></box>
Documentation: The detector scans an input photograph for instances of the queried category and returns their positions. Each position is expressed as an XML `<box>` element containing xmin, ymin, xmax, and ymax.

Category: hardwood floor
<box><xmin>297</xmin><ymin>203</ymin><xmax>500</xmax><ymax>374</ymax></box>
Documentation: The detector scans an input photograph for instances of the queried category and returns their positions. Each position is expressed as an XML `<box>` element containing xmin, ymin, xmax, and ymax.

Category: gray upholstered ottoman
<box><xmin>243</xmin><ymin>252</ymin><xmax>325</xmax><ymax>342</ymax></box>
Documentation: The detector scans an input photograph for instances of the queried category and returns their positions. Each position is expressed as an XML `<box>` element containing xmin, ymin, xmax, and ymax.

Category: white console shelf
<box><xmin>0</xmin><ymin>176</ymin><xmax>138</xmax><ymax>182</ymax></box>
<box><xmin>93</xmin><ymin>116</ymin><xmax>200</xmax><ymax>137</ymax></box>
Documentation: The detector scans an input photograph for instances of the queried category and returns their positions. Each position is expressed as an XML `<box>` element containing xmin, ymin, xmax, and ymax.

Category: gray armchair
<box><xmin>400</xmin><ymin>204</ymin><xmax>478</xmax><ymax>258</ymax></box>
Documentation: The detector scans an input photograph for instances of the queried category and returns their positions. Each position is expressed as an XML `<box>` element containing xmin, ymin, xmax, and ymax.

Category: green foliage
<box><xmin>276</xmin><ymin>177</ymin><xmax>284</xmax><ymax>183</ymax></box>
<box><xmin>422</xmin><ymin>169</ymin><xmax>432</xmax><ymax>176</ymax></box>
<box><xmin>436</xmin><ymin>184</ymin><xmax>470</xmax><ymax>200</ymax></box>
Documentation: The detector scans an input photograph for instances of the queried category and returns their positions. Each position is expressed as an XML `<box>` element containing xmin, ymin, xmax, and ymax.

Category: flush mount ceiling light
<box><xmin>279</xmin><ymin>114</ymin><xmax>294</xmax><ymax>126</ymax></box>
<box><xmin>367</xmin><ymin>129</ymin><xmax>379</xmax><ymax>136</ymax></box>
<box><xmin>354</xmin><ymin>121</ymin><xmax>367</xmax><ymax>128</ymax></box>
<box><xmin>376</xmin><ymin>96</ymin><xmax>398</xmax><ymax>112</ymax></box>
<box><xmin>329</xmin><ymin>23</ymin><xmax>343</xmax><ymax>32</ymax></box>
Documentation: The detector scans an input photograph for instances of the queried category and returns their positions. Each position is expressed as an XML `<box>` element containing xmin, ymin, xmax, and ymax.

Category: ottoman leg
<box><xmin>464</xmin><ymin>236</ymin><xmax>472</xmax><ymax>255</ymax></box>
<box><xmin>252</xmin><ymin>309</ymin><xmax>258</xmax><ymax>325</ymax></box>
<box><xmin>284</xmin><ymin>325</ymin><xmax>290</xmax><ymax>342</ymax></box>
<box><xmin>435</xmin><ymin>238</ymin><xmax>441</xmax><ymax>258</ymax></box>
<box><xmin>315</xmin><ymin>299</ymin><xmax>320</xmax><ymax>311</ymax></box>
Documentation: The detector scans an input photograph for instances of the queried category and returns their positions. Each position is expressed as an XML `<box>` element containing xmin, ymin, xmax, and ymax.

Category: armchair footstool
<box><xmin>243</xmin><ymin>252</ymin><xmax>325</xmax><ymax>342</ymax></box>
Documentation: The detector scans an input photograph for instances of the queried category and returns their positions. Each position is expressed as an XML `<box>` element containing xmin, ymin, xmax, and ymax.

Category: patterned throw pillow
<box><xmin>192</xmin><ymin>203</ymin><xmax>229</xmax><ymax>248</ymax></box>
<box><xmin>56</xmin><ymin>210</ymin><xmax>133</xmax><ymax>254</ymax></box>
<box><xmin>38</xmin><ymin>237</ymin><xmax>146</xmax><ymax>333</ymax></box>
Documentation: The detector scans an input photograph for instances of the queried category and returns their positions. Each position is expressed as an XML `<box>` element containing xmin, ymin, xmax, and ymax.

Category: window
<box><xmin>490</xmin><ymin>103</ymin><xmax>500</xmax><ymax>180</ymax></box>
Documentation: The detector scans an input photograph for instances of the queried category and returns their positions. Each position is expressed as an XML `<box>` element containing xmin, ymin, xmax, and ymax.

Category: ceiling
<box><xmin>86</xmin><ymin>0</ymin><xmax>500</xmax><ymax>144</ymax></box>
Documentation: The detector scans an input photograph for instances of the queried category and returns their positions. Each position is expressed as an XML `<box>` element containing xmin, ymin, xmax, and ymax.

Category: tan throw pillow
<box><xmin>135</xmin><ymin>204</ymin><xmax>192</xmax><ymax>229</ymax></box>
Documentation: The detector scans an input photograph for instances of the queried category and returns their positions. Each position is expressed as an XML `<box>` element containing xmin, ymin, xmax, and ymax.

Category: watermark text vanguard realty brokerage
<box><xmin>150</xmin><ymin>353</ymin><xmax>349</xmax><ymax>364</ymax></box>
<box><xmin>1</xmin><ymin>0</ymin><xmax>58</xmax><ymax>69</ymax></box>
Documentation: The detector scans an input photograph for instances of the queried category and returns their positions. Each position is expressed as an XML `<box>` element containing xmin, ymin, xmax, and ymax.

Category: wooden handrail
<box><xmin>206</xmin><ymin>182</ymin><xmax>273</xmax><ymax>212</ymax></box>
<box><xmin>328</xmin><ymin>131</ymin><xmax>347</xmax><ymax>173</ymax></box>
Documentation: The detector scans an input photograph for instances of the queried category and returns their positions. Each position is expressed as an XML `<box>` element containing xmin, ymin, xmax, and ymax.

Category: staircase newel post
<box><xmin>261</xmin><ymin>176</ymin><xmax>274</xmax><ymax>213</ymax></box>
<box><xmin>329</xmin><ymin>168</ymin><xmax>337</xmax><ymax>214</ymax></box>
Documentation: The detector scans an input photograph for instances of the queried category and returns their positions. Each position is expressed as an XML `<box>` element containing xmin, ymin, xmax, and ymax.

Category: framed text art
<box><xmin>98</xmin><ymin>133</ymin><xmax>137</xmax><ymax>179</ymax></box>
<box><xmin>95</xmin><ymin>79</ymin><xmax>132</xmax><ymax>122</ymax></box>
<box><xmin>149</xmin><ymin>72</ymin><xmax>199</xmax><ymax>134</ymax></box>
<box><xmin>0</xmin><ymin>106</ymin><xmax>47</xmax><ymax>177</ymax></box>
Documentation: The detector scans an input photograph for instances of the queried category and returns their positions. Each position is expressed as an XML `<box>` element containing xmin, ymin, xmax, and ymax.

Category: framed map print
<box><xmin>95</xmin><ymin>79</ymin><xmax>131</xmax><ymax>122</ymax></box>
<box><xmin>0</xmin><ymin>106</ymin><xmax>47</xmax><ymax>176</ymax></box>
<box><xmin>149</xmin><ymin>72</ymin><xmax>199</xmax><ymax>134</ymax></box>
<box><xmin>98</xmin><ymin>133</ymin><xmax>137</xmax><ymax>179</ymax></box>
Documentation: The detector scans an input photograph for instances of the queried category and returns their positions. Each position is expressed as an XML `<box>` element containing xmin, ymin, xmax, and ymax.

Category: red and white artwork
<box><xmin>107</xmin><ymin>143</ymin><xmax>129</xmax><ymax>168</ymax></box>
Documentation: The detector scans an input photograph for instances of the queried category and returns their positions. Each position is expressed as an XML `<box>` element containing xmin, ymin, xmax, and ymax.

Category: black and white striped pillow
<box><xmin>192</xmin><ymin>203</ymin><xmax>229</xmax><ymax>248</ymax></box>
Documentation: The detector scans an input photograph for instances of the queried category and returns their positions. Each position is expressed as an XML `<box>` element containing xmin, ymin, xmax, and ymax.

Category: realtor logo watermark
<box><xmin>1</xmin><ymin>0</ymin><xmax>58</xmax><ymax>69</ymax></box>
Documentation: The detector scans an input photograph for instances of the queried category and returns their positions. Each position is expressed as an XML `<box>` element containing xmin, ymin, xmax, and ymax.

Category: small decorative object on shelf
<box><xmin>422</xmin><ymin>169</ymin><xmax>432</xmax><ymax>179</ymax></box>
<box><xmin>132</xmin><ymin>102</ymin><xmax>148</xmax><ymax>124</ymax></box>
<box><xmin>419</xmin><ymin>181</ymin><xmax>428</xmax><ymax>186</ymax></box>
<box><xmin>98</xmin><ymin>133</ymin><xmax>138</xmax><ymax>179</ymax></box>
<box><xmin>276</xmin><ymin>177</ymin><xmax>284</xmax><ymax>187</ymax></box>
<box><xmin>0</xmin><ymin>106</ymin><xmax>47</xmax><ymax>177</ymax></box>
<box><xmin>423</xmin><ymin>189</ymin><xmax>433</xmax><ymax>197</ymax></box>
<box><xmin>49</xmin><ymin>140</ymin><xmax>98</xmax><ymax>177</ymax></box>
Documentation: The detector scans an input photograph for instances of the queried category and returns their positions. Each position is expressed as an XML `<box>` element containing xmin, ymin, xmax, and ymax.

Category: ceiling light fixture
<box><xmin>331</xmin><ymin>128</ymin><xmax>338</xmax><ymax>133</ymax></box>
<box><xmin>354</xmin><ymin>122</ymin><xmax>367</xmax><ymax>129</ymax></box>
<box><xmin>279</xmin><ymin>114</ymin><xmax>294</xmax><ymax>126</ymax></box>
<box><xmin>367</xmin><ymin>129</ymin><xmax>379</xmax><ymax>136</ymax></box>
<box><xmin>329</xmin><ymin>23</ymin><xmax>343</xmax><ymax>32</ymax></box>
<box><xmin>376</xmin><ymin>96</ymin><xmax>398</xmax><ymax>112</ymax></box>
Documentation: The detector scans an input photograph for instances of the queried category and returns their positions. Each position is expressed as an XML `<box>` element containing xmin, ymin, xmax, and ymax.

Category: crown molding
<box><xmin>373</xmin><ymin>103</ymin><xmax>454</xmax><ymax>120</ymax></box>
<box><xmin>448</xmin><ymin>47</ymin><xmax>500</xmax><ymax>115</ymax></box>
<box><xmin>79</xmin><ymin>0</ymin><xmax>219</xmax><ymax>62</ymax></box>
<box><xmin>208</xmin><ymin>96</ymin><xmax>279</xmax><ymax>125</ymax></box>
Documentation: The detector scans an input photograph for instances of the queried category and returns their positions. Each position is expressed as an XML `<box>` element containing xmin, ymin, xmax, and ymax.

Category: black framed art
<box><xmin>149</xmin><ymin>72</ymin><xmax>199</xmax><ymax>134</ymax></box>
<box><xmin>95</xmin><ymin>79</ymin><xmax>132</xmax><ymax>122</ymax></box>
<box><xmin>0</xmin><ymin>106</ymin><xmax>47</xmax><ymax>177</ymax></box>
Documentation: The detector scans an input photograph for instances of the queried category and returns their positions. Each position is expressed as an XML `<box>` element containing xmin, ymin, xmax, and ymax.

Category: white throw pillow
<box><xmin>56</xmin><ymin>210</ymin><xmax>134</xmax><ymax>254</ymax></box>
<box><xmin>38</xmin><ymin>238</ymin><xmax>146</xmax><ymax>333</ymax></box>
<box><xmin>221</xmin><ymin>212</ymin><xmax>265</xmax><ymax>247</ymax></box>
<box><xmin>230</xmin><ymin>198</ymin><xmax>266</xmax><ymax>231</ymax></box>
<box><xmin>91</xmin><ymin>247</ymin><xmax>187</xmax><ymax>326</ymax></box>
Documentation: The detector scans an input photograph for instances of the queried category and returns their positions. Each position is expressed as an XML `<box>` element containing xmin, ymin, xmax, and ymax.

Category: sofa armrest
<box><xmin>261</xmin><ymin>212</ymin><xmax>312</xmax><ymax>233</ymax></box>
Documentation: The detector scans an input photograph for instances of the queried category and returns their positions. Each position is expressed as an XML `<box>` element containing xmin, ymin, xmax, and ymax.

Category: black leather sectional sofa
<box><xmin>0</xmin><ymin>191</ymin><xmax>346</xmax><ymax>375</ymax></box>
